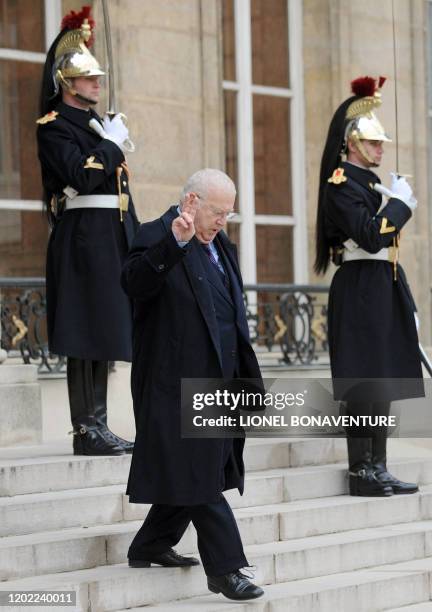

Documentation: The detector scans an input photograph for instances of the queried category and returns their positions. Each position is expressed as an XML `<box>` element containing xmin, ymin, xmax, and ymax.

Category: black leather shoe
<box><xmin>349</xmin><ymin>468</ymin><xmax>393</xmax><ymax>497</ymax></box>
<box><xmin>128</xmin><ymin>548</ymin><xmax>200</xmax><ymax>568</ymax></box>
<box><xmin>207</xmin><ymin>570</ymin><xmax>264</xmax><ymax>600</ymax></box>
<box><xmin>374</xmin><ymin>469</ymin><xmax>419</xmax><ymax>494</ymax></box>
<box><xmin>72</xmin><ymin>425</ymin><xmax>125</xmax><ymax>456</ymax></box>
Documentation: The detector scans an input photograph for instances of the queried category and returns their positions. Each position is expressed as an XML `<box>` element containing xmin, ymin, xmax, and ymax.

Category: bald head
<box><xmin>180</xmin><ymin>168</ymin><xmax>237</xmax><ymax>245</ymax></box>
<box><xmin>180</xmin><ymin>168</ymin><xmax>236</xmax><ymax>204</ymax></box>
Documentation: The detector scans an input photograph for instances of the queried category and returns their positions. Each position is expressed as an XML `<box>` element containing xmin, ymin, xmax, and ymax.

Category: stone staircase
<box><xmin>1</xmin><ymin>438</ymin><xmax>432</xmax><ymax>611</ymax></box>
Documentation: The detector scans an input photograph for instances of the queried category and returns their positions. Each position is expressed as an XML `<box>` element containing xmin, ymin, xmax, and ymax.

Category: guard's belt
<box><xmin>65</xmin><ymin>195</ymin><xmax>119</xmax><ymax>210</ymax></box>
<box><xmin>343</xmin><ymin>247</ymin><xmax>389</xmax><ymax>262</ymax></box>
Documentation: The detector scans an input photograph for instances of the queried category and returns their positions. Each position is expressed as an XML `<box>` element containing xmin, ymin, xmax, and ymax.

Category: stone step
<box><xmin>129</xmin><ymin>482</ymin><xmax>432</xmax><ymax>540</ymax></box>
<box><xmin>387</xmin><ymin>604</ymin><xmax>432</xmax><ymax>611</ymax></box>
<box><xmin>226</xmin><ymin>457</ymin><xmax>432</xmax><ymax>509</ymax></box>
<box><xmin>0</xmin><ymin>440</ymin><xmax>426</xmax><ymax>510</ymax></box>
<box><xmin>0</xmin><ymin>485</ymin><xmax>124</xmax><ymax>538</ymax></box>
<box><xmin>2</xmin><ymin>459</ymin><xmax>432</xmax><ymax>537</ymax></box>
<box><xmin>0</xmin><ymin>501</ymin><xmax>279</xmax><ymax>580</ymax></box>
<box><xmin>0</xmin><ymin>438</ymin><xmax>347</xmax><ymax>497</ymax></box>
<box><xmin>2</xmin><ymin>539</ymin><xmax>432</xmax><ymax>611</ymax></box>
<box><xmin>115</xmin><ymin>557</ymin><xmax>432</xmax><ymax>612</ymax></box>
<box><xmin>0</xmin><ymin>365</ymin><xmax>41</xmax><ymax>447</ymax></box>
<box><xmin>3</xmin><ymin>493</ymin><xmax>432</xmax><ymax>581</ymax></box>
<box><xmin>0</xmin><ymin>449</ymin><xmax>131</xmax><ymax>497</ymax></box>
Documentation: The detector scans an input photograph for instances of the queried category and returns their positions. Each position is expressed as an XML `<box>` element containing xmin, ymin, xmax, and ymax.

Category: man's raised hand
<box><xmin>172</xmin><ymin>193</ymin><xmax>199</xmax><ymax>242</ymax></box>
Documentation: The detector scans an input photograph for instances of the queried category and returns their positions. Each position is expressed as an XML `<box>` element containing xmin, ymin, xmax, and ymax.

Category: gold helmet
<box><xmin>344</xmin><ymin>76</ymin><xmax>391</xmax><ymax>165</ymax></box>
<box><xmin>53</xmin><ymin>6</ymin><xmax>104</xmax><ymax>97</ymax></box>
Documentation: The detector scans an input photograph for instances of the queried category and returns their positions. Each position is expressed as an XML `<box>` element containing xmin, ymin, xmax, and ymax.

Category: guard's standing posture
<box><xmin>36</xmin><ymin>7</ymin><xmax>138</xmax><ymax>455</ymax></box>
<box><xmin>122</xmin><ymin>169</ymin><xmax>264</xmax><ymax>601</ymax></box>
<box><xmin>315</xmin><ymin>76</ymin><xmax>423</xmax><ymax>496</ymax></box>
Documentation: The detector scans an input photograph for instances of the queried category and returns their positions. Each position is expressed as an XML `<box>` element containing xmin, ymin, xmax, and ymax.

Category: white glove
<box><xmin>102</xmin><ymin>114</ymin><xmax>129</xmax><ymax>151</ymax></box>
<box><xmin>390</xmin><ymin>173</ymin><xmax>417</xmax><ymax>211</ymax></box>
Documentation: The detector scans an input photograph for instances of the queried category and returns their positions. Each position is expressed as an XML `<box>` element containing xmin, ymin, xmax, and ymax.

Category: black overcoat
<box><xmin>121</xmin><ymin>206</ymin><xmax>262</xmax><ymax>505</ymax></box>
<box><xmin>324</xmin><ymin>162</ymin><xmax>423</xmax><ymax>400</ymax></box>
<box><xmin>37</xmin><ymin>102</ymin><xmax>138</xmax><ymax>361</ymax></box>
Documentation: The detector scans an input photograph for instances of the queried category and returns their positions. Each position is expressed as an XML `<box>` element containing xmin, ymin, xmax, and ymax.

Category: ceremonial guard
<box><xmin>315</xmin><ymin>76</ymin><xmax>423</xmax><ymax>496</ymax></box>
<box><xmin>36</xmin><ymin>7</ymin><xmax>139</xmax><ymax>455</ymax></box>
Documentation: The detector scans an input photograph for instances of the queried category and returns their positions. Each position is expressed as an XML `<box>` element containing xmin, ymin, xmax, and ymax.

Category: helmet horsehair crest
<box><xmin>344</xmin><ymin>76</ymin><xmax>391</xmax><ymax>148</ymax></box>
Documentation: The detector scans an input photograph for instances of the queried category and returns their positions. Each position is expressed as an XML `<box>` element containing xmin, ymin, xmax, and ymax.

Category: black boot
<box><xmin>347</xmin><ymin>437</ymin><xmax>393</xmax><ymax>497</ymax></box>
<box><xmin>372</xmin><ymin>403</ymin><xmax>418</xmax><ymax>494</ymax></box>
<box><xmin>67</xmin><ymin>358</ymin><xmax>125</xmax><ymax>456</ymax></box>
<box><xmin>92</xmin><ymin>360</ymin><xmax>134</xmax><ymax>453</ymax></box>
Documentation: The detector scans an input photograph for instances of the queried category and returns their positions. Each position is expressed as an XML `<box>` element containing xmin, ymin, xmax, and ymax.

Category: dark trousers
<box><xmin>128</xmin><ymin>494</ymin><xmax>248</xmax><ymax>576</ymax></box>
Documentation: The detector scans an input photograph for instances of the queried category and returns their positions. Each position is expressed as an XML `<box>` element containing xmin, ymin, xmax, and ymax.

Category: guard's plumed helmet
<box><xmin>39</xmin><ymin>6</ymin><xmax>104</xmax><ymax>115</ymax></box>
<box><xmin>343</xmin><ymin>76</ymin><xmax>391</xmax><ymax>164</ymax></box>
<box><xmin>53</xmin><ymin>6</ymin><xmax>105</xmax><ymax>95</ymax></box>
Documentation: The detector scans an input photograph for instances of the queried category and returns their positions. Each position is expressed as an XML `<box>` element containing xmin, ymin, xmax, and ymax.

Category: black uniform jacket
<box><xmin>37</xmin><ymin>102</ymin><xmax>139</xmax><ymax>361</ymax></box>
<box><xmin>121</xmin><ymin>206</ymin><xmax>262</xmax><ymax>505</ymax></box>
<box><xmin>324</xmin><ymin>162</ymin><xmax>423</xmax><ymax>401</ymax></box>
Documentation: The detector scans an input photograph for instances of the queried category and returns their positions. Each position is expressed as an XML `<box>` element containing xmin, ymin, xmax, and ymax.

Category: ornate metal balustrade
<box><xmin>0</xmin><ymin>277</ymin><xmax>65</xmax><ymax>374</ymax></box>
<box><xmin>0</xmin><ymin>278</ymin><xmax>330</xmax><ymax>374</ymax></box>
<box><xmin>243</xmin><ymin>284</ymin><xmax>330</xmax><ymax>366</ymax></box>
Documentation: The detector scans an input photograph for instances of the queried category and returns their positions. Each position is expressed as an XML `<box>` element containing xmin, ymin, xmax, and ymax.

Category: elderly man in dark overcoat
<box><xmin>121</xmin><ymin>168</ymin><xmax>264</xmax><ymax>601</ymax></box>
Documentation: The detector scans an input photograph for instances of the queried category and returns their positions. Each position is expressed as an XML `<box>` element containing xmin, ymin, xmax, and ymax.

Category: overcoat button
<box><xmin>158</xmin><ymin>264</ymin><xmax>165</xmax><ymax>270</ymax></box>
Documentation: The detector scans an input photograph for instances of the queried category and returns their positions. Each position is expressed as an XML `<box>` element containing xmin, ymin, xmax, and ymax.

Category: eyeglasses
<box><xmin>207</xmin><ymin>206</ymin><xmax>237</xmax><ymax>221</ymax></box>
<box><xmin>195</xmin><ymin>195</ymin><xmax>237</xmax><ymax>221</ymax></box>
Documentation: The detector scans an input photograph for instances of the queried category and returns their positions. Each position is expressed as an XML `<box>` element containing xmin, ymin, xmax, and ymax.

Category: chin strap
<box><xmin>56</xmin><ymin>69</ymin><xmax>97</xmax><ymax>106</ymax></box>
<box><xmin>349</xmin><ymin>135</ymin><xmax>376</xmax><ymax>166</ymax></box>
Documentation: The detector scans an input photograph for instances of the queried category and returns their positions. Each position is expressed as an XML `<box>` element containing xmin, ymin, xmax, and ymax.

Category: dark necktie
<box><xmin>201</xmin><ymin>244</ymin><xmax>229</xmax><ymax>288</ymax></box>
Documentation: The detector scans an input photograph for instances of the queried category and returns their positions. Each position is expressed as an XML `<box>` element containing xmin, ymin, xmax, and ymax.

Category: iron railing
<box><xmin>0</xmin><ymin>278</ymin><xmax>330</xmax><ymax>373</ymax></box>
<box><xmin>243</xmin><ymin>284</ymin><xmax>329</xmax><ymax>366</ymax></box>
<box><xmin>0</xmin><ymin>277</ymin><xmax>65</xmax><ymax>374</ymax></box>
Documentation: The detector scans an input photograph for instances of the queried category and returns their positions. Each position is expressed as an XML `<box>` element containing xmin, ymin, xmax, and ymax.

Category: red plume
<box><xmin>378</xmin><ymin>76</ymin><xmax>386</xmax><ymax>88</ymax></box>
<box><xmin>350</xmin><ymin>76</ymin><xmax>377</xmax><ymax>97</ymax></box>
<box><xmin>60</xmin><ymin>6</ymin><xmax>95</xmax><ymax>46</ymax></box>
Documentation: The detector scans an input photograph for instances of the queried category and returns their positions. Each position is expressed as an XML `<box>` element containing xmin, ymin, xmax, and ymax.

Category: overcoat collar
<box><xmin>160</xmin><ymin>205</ymin><xmax>242</xmax><ymax>371</ymax></box>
